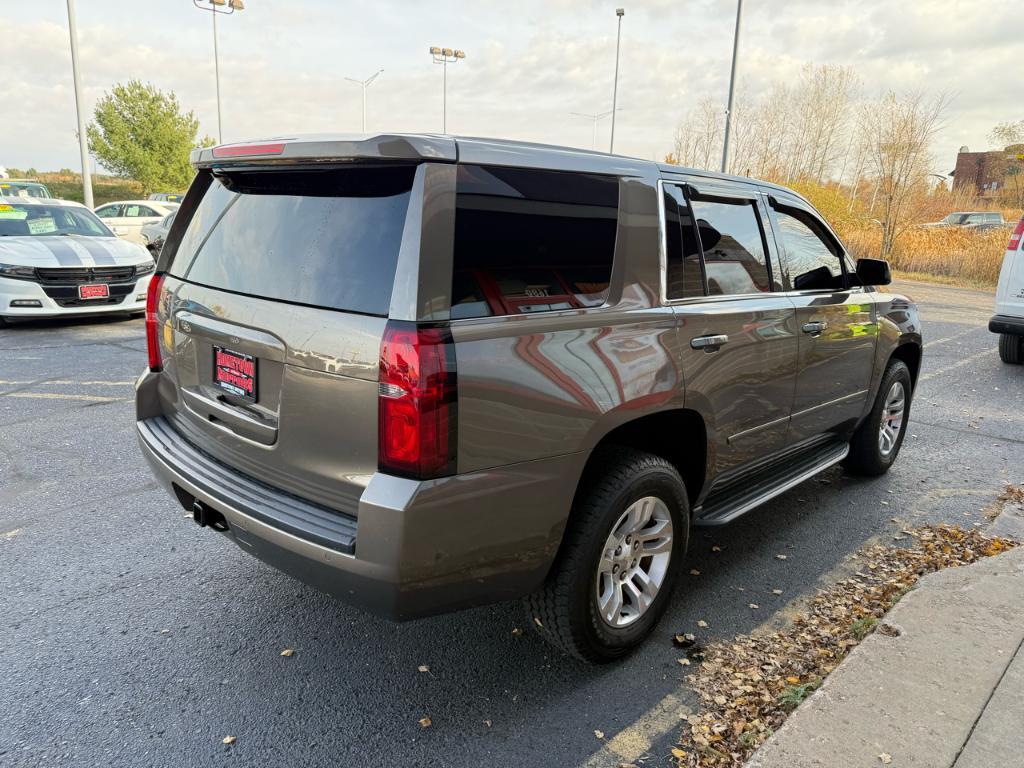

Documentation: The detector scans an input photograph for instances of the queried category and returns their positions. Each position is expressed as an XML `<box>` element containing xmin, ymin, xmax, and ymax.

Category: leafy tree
<box><xmin>87</xmin><ymin>80</ymin><xmax>212</xmax><ymax>195</ymax></box>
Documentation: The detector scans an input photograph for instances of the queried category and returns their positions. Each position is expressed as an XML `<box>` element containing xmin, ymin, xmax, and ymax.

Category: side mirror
<box><xmin>856</xmin><ymin>257</ymin><xmax>891</xmax><ymax>286</ymax></box>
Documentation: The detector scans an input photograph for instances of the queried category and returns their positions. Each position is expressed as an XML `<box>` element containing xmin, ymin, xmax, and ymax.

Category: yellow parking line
<box><xmin>3</xmin><ymin>392</ymin><xmax>125</xmax><ymax>403</ymax></box>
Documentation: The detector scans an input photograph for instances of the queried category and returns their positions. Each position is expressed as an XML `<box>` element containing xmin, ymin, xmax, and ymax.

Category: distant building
<box><xmin>952</xmin><ymin>144</ymin><xmax>1024</xmax><ymax>196</ymax></box>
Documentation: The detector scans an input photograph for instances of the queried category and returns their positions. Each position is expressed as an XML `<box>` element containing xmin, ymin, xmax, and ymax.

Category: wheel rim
<box><xmin>595</xmin><ymin>496</ymin><xmax>674</xmax><ymax>628</ymax></box>
<box><xmin>878</xmin><ymin>380</ymin><xmax>906</xmax><ymax>457</ymax></box>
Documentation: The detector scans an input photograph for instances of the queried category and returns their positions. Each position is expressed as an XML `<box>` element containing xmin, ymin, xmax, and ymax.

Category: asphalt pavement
<box><xmin>1</xmin><ymin>280</ymin><xmax>1022</xmax><ymax>768</ymax></box>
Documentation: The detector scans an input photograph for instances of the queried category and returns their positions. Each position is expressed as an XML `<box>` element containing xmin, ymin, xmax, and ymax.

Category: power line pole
<box><xmin>571</xmin><ymin>110</ymin><xmax>617</xmax><ymax>151</ymax></box>
<box><xmin>66</xmin><ymin>0</ymin><xmax>93</xmax><ymax>207</ymax></box>
<box><xmin>609</xmin><ymin>8</ymin><xmax>624</xmax><ymax>153</ymax></box>
<box><xmin>720</xmin><ymin>0</ymin><xmax>743</xmax><ymax>173</ymax></box>
<box><xmin>192</xmin><ymin>0</ymin><xmax>245</xmax><ymax>144</ymax></box>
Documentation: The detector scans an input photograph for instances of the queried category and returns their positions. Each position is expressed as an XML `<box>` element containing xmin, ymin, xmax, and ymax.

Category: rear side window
<box><xmin>689</xmin><ymin>198</ymin><xmax>772</xmax><ymax>296</ymax></box>
<box><xmin>450</xmin><ymin>165</ymin><xmax>618</xmax><ymax>318</ymax></box>
<box><xmin>168</xmin><ymin>166</ymin><xmax>415</xmax><ymax>316</ymax></box>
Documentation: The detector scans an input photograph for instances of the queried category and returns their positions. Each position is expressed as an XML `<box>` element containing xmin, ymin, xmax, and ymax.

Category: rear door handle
<box><xmin>802</xmin><ymin>321</ymin><xmax>827</xmax><ymax>335</ymax></box>
<box><xmin>690</xmin><ymin>334</ymin><xmax>729</xmax><ymax>350</ymax></box>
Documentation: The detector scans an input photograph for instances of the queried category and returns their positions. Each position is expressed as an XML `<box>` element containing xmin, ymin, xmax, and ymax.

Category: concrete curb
<box><xmin>745</xmin><ymin>546</ymin><xmax>1024</xmax><ymax>768</ymax></box>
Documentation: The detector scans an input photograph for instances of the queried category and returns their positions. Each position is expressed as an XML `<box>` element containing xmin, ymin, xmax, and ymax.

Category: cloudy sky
<box><xmin>3</xmin><ymin>0</ymin><xmax>1018</xmax><ymax>175</ymax></box>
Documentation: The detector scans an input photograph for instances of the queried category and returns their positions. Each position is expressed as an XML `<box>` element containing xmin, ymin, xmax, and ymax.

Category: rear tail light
<box><xmin>1008</xmin><ymin>218</ymin><xmax>1024</xmax><ymax>252</ymax></box>
<box><xmin>145</xmin><ymin>274</ymin><xmax>166</xmax><ymax>372</ymax></box>
<box><xmin>378</xmin><ymin>321</ymin><xmax>457</xmax><ymax>479</ymax></box>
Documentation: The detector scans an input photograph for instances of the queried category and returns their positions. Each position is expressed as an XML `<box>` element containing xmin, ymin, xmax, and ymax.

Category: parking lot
<box><xmin>1</xmin><ymin>279</ymin><xmax>1021</xmax><ymax>768</ymax></box>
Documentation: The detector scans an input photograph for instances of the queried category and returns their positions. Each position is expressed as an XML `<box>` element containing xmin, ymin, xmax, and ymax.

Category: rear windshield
<box><xmin>168</xmin><ymin>166</ymin><xmax>415</xmax><ymax>316</ymax></box>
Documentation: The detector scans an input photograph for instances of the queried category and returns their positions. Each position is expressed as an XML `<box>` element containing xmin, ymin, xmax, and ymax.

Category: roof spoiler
<box><xmin>191</xmin><ymin>134</ymin><xmax>458</xmax><ymax>169</ymax></box>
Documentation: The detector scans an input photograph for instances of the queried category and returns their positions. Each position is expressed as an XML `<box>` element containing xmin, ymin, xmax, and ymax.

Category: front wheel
<box><xmin>999</xmin><ymin>333</ymin><xmax>1023</xmax><ymax>365</ymax></box>
<box><xmin>525</xmin><ymin>447</ymin><xmax>689</xmax><ymax>663</ymax></box>
<box><xmin>844</xmin><ymin>359</ymin><xmax>912</xmax><ymax>476</ymax></box>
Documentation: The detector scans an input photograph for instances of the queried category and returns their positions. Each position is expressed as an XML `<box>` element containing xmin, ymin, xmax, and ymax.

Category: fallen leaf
<box><xmin>671</xmin><ymin>747</ymin><xmax>687</xmax><ymax>759</ymax></box>
<box><xmin>533</xmin><ymin>616</ymin><xmax>543</xmax><ymax>628</ymax></box>
<box><xmin>419</xmin><ymin>717</ymin><xmax>432</xmax><ymax>728</ymax></box>
<box><xmin>678</xmin><ymin>657</ymin><xmax>691</xmax><ymax>666</ymax></box>
<box><xmin>160</xmin><ymin>629</ymin><xmax>170</xmax><ymax>635</ymax></box>
<box><xmin>280</xmin><ymin>648</ymin><xmax>294</xmax><ymax>657</ymax></box>
<box><xmin>673</xmin><ymin>633</ymin><xmax>697</xmax><ymax>649</ymax></box>
<box><xmin>484</xmin><ymin>719</ymin><xmax>492</xmax><ymax>727</ymax></box>
<box><xmin>511</xmin><ymin>627</ymin><xmax>523</xmax><ymax>636</ymax></box>
<box><xmin>711</xmin><ymin>545</ymin><xmax>722</xmax><ymax>552</ymax></box>
<box><xmin>618</xmin><ymin>763</ymin><xmax>639</xmax><ymax>768</ymax></box>
<box><xmin>594</xmin><ymin>729</ymin><xmax>605</xmax><ymax>739</ymax></box>
<box><xmin>772</xmin><ymin>589</ymin><xmax>783</xmax><ymax>595</ymax></box>
<box><xmin>775</xmin><ymin>554</ymin><xmax>788</xmax><ymax>560</ymax></box>
<box><xmin>690</xmin><ymin>568</ymin><xmax>701</xmax><ymax>576</ymax></box>
<box><xmin>786</xmin><ymin>676</ymin><xmax>800</xmax><ymax>684</ymax></box>
<box><xmin>749</xmin><ymin>603</ymin><xmax>760</xmax><ymax>609</ymax></box>
<box><xmin>417</xmin><ymin>665</ymin><xmax>430</xmax><ymax>673</ymax></box>
<box><xmin>697</xmin><ymin>620</ymin><xmax>708</xmax><ymax>628</ymax></box>
<box><xmin>878</xmin><ymin>753</ymin><xmax>893</xmax><ymax>765</ymax></box>
<box><xmin>222</xmin><ymin>736</ymin><xmax>236</xmax><ymax>745</ymax></box>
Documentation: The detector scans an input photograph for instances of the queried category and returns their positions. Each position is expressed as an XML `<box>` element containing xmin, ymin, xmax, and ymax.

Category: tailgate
<box><xmin>151</xmin><ymin>165</ymin><xmax>417</xmax><ymax>513</ymax></box>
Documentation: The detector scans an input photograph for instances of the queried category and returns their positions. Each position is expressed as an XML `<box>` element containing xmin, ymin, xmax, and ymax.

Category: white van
<box><xmin>991</xmin><ymin>216</ymin><xmax>1024</xmax><ymax>364</ymax></box>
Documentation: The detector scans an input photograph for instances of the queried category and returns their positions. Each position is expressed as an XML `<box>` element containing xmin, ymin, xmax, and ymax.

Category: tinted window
<box><xmin>663</xmin><ymin>185</ymin><xmax>704</xmax><ymax>299</ymax></box>
<box><xmin>451</xmin><ymin>165</ymin><xmax>618</xmax><ymax>317</ymax></box>
<box><xmin>689</xmin><ymin>198</ymin><xmax>771</xmax><ymax>296</ymax></box>
<box><xmin>171</xmin><ymin>166</ymin><xmax>415</xmax><ymax>316</ymax></box>
<box><xmin>774</xmin><ymin>207</ymin><xmax>844</xmax><ymax>291</ymax></box>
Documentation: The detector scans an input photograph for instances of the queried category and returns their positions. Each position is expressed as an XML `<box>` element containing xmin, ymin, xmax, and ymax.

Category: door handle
<box><xmin>690</xmin><ymin>334</ymin><xmax>729</xmax><ymax>351</ymax></box>
<box><xmin>802</xmin><ymin>321</ymin><xmax>827</xmax><ymax>335</ymax></box>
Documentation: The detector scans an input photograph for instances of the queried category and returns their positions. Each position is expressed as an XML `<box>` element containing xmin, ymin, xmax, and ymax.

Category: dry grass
<box><xmin>841</xmin><ymin>226</ymin><xmax>1010</xmax><ymax>286</ymax></box>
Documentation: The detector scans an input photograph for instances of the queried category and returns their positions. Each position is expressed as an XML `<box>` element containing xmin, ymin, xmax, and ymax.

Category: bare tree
<box><xmin>859</xmin><ymin>90</ymin><xmax>948</xmax><ymax>258</ymax></box>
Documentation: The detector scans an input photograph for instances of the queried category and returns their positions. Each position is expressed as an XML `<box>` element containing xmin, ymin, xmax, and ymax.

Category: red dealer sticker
<box><xmin>213</xmin><ymin>346</ymin><xmax>257</xmax><ymax>402</ymax></box>
<box><xmin>78</xmin><ymin>283</ymin><xmax>110</xmax><ymax>300</ymax></box>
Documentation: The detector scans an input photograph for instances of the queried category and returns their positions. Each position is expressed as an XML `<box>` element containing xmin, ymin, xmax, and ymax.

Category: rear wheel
<box><xmin>844</xmin><ymin>359</ymin><xmax>912</xmax><ymax>476</ymax></box>
<box><xmin>998</xmin><ymin>333</ymin><xmax>1024</xmax><ymax>364</ymax></box>
<box><xmin>525</xmin><ymin>447</ymin><xmax>689</xmax><ymax>663</ymax></box>
<box><xmin>0</xmin><ymin>316</ymin><xmax>7</xmax><ymax>328</ymax></box>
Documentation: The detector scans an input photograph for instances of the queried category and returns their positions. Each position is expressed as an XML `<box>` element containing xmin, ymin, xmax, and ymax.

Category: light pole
<box><xmin>571</xmin><ymin>110</ymin><xmax>617</xmax><ymax>151</ymax></box>
<box><xmin>192</xmin><ymin>0</ymin><xmax>245</xmax><ymax>144</ymax></box>
<box><xmin>344</xmin><ymin>70</ymin><xmax>383</xmax><ymax>132</ymax></box>
<box><xmin>609</xmin><ymin>8</ymin><xmax>624</xmax><ymax>153</ymax></box>
<box><xmin>720</xmin><ymin>0</ymin><xmax>743</xmax><ymax>173</ymax></box>
<box><xmin>65</xmin><ymin>0</ymin><xmax>93</xmax><ymax>207</ymax></box>
<box><xmin>429</xmin><ymin>47</ymin><xmax>465</xmax><ymax>134</ymax></box>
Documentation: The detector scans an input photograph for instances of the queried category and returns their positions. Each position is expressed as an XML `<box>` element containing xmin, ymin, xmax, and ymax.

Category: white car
<box><xmin>0</xmin><ymin>196</ymin><xmax>155</xmax><ymax>326</ymax></box>
<box><xmin>93</xmin><ymin>199</ymin><xmax>177</xmax><ymax>245</ymax></box>
<box><xmin>991</xmin><ymin>215</ymin><xmax>1024</xmax><ymax>364</ymax></box>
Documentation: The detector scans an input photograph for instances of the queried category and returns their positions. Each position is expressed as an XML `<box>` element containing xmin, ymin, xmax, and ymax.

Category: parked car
<box><xmin>136</xmin><ymin>135</ymin><xmax>921</xmax><ymax>661</ymax></box>
<box><xmin>148</xmin><ymin>192</ymin><xmax>186</xmax><ymax>204</ymax></box>
<box><xmin>0</xmin><ymin>196</ymin><xmax>154</xmax><ymax>326</ymax></box>
<box><xmin>990</xmin><ymin>216</ymin><xmax>1024</xmax><ymax>364</ymax></box>
<box><xmin>0</xmin><ymin>179</ymin><xmax>52</xmax><ymax>199</ymax></box>
<box><xmin>93</xmin><ymin>200</ymin><xmax>177</xmax><ymax>245</ymax></box>
<box><xmin>140</xmin><ymin>210</ymin><xmax>176</xmax><ymax>257</ymax></box>
<box><xmin>922</xmin><ymin>211</ymin><xmax>1005</xmax><ymax>229</ymax></box>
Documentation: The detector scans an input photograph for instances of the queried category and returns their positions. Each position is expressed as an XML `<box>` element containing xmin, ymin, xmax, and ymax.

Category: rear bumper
<box><xmin>135</xmin><ymin>375</ymin><xmax>584</xmax><ymax>620</ymax></box>
<box><xmin>0</xmin><ymin>275</ymin><xmax>150</xmax><ymax>318</ymax></box>
<box><xmin>989</xmin><ymin>314</ymin><xmax>1024</xmax><ymax>336</ymax></box>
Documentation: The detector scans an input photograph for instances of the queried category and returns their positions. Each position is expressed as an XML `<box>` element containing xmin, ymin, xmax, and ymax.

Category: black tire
<box><xmin>525</xmin><ymin>446</ymin><xmax>689</xmax><ymax>663</ymax></box>
<box><xmin>998</xmin><ymin>333</ymin><xmax>1024</xmax><ymax>365</ymax></box>
<box><xmin>844</xmin><ymin>359</ymin><xmax>912</xmax><ymax>476</ymax></box>
<box><xmin>0</xmin><ymin>316</ymin><xmax>8</xmax><ymax>328</ymax></box>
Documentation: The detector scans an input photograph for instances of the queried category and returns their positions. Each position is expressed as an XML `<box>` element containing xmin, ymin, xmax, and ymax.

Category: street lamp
<box><xmin>606</xmin><ymin>8</ymin><xmax>622</xmax><ymax>153</ymax></box>
<box><xmin>344</xmin><ymin>70</ymin><xmax>383</xmax><ymax>132</ymax></box>
<box><xmin>65</xmin><ymin>0</ymin><xmax>93</xmax><ymax>207</ymax></box>
<box><xmin>721</xmin><ymin>0</ymin><xmax>744</xmax><ymax>173</ymax></box>
<box><xmin>192</xmin><ymin>0</ymin><xmax>245</xmax><ymax>144</ymax></box>
<box><xmin>571</xmin><ymin>109</ymin><xmax>618</xmax><ymax>151</ymax></box>
<box><xmin>429</xmin><ymin>46</ymin><xmax>465</xmax><ymax>134</ymax></box>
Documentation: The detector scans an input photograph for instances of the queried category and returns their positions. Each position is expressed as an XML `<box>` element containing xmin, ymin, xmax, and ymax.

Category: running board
<box><xmin>694</xmin><ymin>441</ymin><xmax>849</xmax><ymax>526</ymax></box>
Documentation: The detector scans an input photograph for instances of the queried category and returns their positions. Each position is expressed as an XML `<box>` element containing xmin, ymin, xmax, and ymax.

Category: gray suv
<box><xmin>136</xmin><ymin>135</ymin><xmax>921</xmax><ymax>662</ymax></box>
